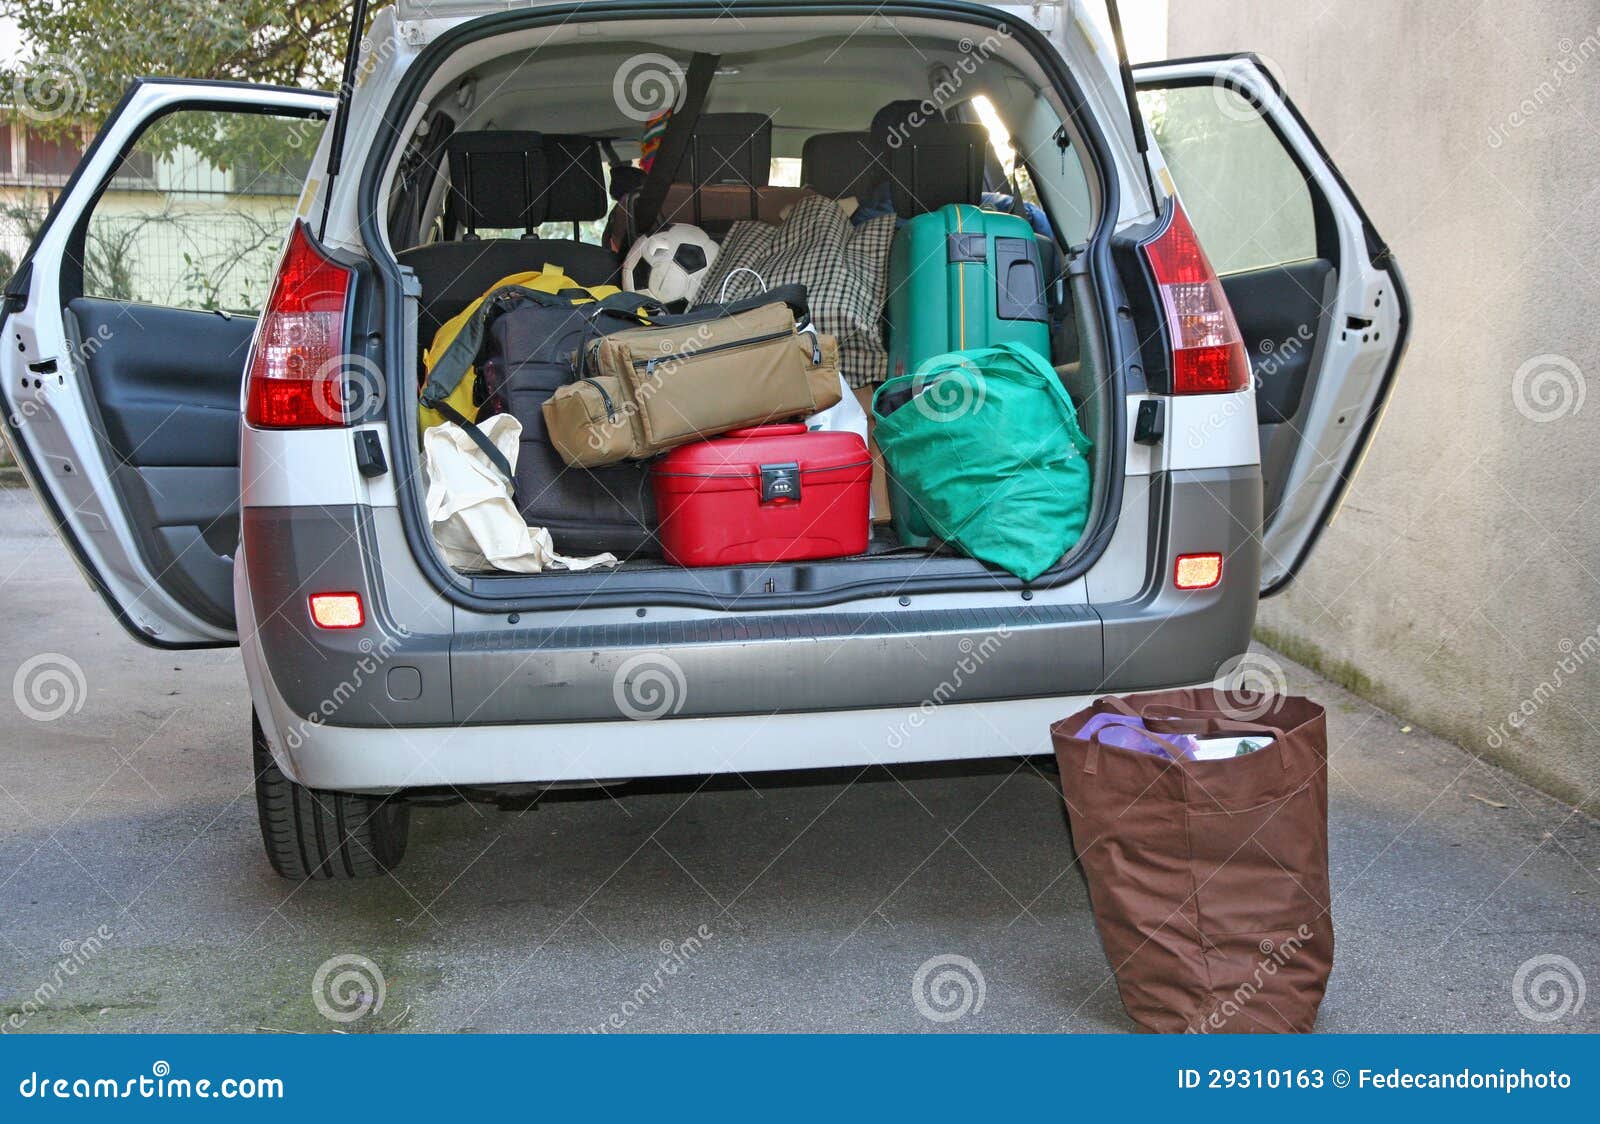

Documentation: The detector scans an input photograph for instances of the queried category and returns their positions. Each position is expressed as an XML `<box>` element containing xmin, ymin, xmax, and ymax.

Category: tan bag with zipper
<box><xmin>544</xmin><ymin>291</ymin><xmax>841</xmax><ymax>468</ymax></box>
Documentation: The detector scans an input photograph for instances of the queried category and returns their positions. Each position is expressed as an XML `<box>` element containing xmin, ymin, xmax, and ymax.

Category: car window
<box><xmin>80</xmin><ymin>109</ymin><xmax>323</xmax><ymax>313</ymax></box>
<box><xmin>1139</xmin><ymin>84</ymin><xmax>1317</xmax><ymax>276</ymax></box>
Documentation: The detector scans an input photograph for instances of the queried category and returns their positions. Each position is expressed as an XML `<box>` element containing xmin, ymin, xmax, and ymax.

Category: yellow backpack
<box><xmin>418</xmin><ymin>264</ymin><xmax>623</xmax><ymax>430</ymax></box>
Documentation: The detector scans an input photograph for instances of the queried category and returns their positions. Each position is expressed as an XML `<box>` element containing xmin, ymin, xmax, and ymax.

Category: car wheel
<box><xmin>252</xmin><ymin>712</ymin><xmax>410</xmax><ymax>879</ymax></box>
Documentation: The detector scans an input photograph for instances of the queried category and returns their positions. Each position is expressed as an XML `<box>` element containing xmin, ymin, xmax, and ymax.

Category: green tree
<box><xmin>1</xmin><ymin>0</ymin><xmax>350</xmax><ymax>135</ymax></box>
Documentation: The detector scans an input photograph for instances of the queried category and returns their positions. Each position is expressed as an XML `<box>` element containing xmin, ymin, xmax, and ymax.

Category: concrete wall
<box><xmin>1166</xmin><ymin>0</ymin><xmax>1600</xmax><ymax>808</ymax></box>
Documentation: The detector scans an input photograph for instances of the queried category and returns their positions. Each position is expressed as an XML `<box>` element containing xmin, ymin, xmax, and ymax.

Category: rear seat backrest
<box><xmin>800</xmin><ymin>131</ymin><xmax>887</xmax><ymax>200</ymax></box>
<box><xmin>402</xmin><ymin>131</ymin><xmax>622</xmax><ymax>343</ymax></box>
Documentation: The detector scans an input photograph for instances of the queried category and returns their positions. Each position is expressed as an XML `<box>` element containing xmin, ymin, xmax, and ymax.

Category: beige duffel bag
<box><xmin>543</xmin><ymin>288</ymin><xmax>841</xmax><ymax>468</ymax></box>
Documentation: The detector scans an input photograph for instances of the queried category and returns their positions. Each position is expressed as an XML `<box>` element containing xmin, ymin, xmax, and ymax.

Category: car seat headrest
<box><xmin>446</xmin><ymin>131</ymin><xmax>549</xmax><ymax>235</ymax></box>
<box><xmin>542</xmin><ymin>135</ymin><xmax>609</xmax><ymax>222</ymax></box>
<box><xmin>883</xmin><ymin>122</ymin><xmax>989</xmax><ymax>216</ymax></box>
<box><xmin>676</xmin><ymin>113</ymin><xmax>773</xmax><ymax>187</ymax></box>
<box><xmin>800</xmin><ymin>131</ymin><xmax>887</xmax><ymax>200</ymax></box>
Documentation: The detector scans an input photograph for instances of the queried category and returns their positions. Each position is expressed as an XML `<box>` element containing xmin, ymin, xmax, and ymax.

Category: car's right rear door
<box><xmin>1135</xmin><ymin>54</ymin><xmax>1410</xmax><ymax>595</ymax></box>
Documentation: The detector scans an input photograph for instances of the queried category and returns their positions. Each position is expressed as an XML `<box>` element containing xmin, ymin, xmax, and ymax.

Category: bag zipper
<box><xmin>637</xmin><ymin>328</ymin><xmax>794</xmax><ymax>377</ymax></box>
<box><xmin>581</xmin><ymin>377</ymin><xmax>618</xmax><ymax>422</ymax></box>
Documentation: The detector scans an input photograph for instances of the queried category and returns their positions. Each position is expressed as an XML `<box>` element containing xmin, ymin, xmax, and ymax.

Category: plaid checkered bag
<box><xmin>695</xmin><ymin>194</ymin><xmax>893</xmax><ymax>389</ymax></box>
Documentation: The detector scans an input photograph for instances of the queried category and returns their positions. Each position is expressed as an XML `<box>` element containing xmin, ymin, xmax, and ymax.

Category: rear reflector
<box><xmin>308</xmin><ymin>592</ymin><xmax>364</xmax><ymax>629</ymax></box>
<box><xmin>245</xmin><ymin>221</ymin><xmax>355</xmax><ymax>429</ymax></box>
<box><xmin>1174</xmin><ymin>553</ymin><xmax>1223</xmax><ymax>591</ymax></box>
<box><xmin>1142</xmin><ymin>203</ymin><xmax>1251</xmax><ymax>395</ymax></box>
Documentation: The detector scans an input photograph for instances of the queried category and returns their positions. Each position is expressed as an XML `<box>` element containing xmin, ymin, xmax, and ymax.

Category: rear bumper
<box><xmin>240</xmin><ymin>465</ymin><xmax>1260</xmax><ymax>789</ymax></box>
<box><xmin>251</xmin><ymin>680</ymin><xmax>1100</xmax><ymax>792</ymax></box>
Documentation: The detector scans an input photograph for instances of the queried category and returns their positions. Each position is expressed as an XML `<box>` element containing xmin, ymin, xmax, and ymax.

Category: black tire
<box><xmin>252</xmin><ymin>713</ymin><xmax>410</xmax><ymax>880</ymax></box>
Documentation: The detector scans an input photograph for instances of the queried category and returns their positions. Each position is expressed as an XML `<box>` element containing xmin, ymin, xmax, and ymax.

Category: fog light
<box><xmin>308</xmin><ymin>591</ymin><xmax>364</xmax><ymax>629</ymax></box>
<box><xmin>1174</xmin><ymin>553</ymin><xmax>1222</xmax><ymax>590</ymax></box>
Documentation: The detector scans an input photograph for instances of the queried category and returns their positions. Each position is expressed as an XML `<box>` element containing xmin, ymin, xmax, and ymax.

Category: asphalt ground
<box><xmin>0</xmin><ymin>489</ymin><xmax>1595</xmax><ymax>1033</ymax></box>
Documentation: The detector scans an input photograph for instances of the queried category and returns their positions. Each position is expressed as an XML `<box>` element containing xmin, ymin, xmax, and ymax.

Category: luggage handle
<box><xmin>720</xmin><ymin>423</ymin><xmax>808</xmax><ymax>439</ymax></box>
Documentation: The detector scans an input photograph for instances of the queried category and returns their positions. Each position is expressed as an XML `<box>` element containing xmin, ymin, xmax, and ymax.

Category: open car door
<box><xmin>0</xmin><ymin>80</ymin><xmax>332</xmax><ymax>647</ymax></box>
<box><xmin>1134</xmin><ymin>55</ymin><xmax>1410</xmax><ymax>595</ymax></box>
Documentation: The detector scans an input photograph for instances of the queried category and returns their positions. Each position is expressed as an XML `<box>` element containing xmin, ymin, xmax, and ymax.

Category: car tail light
<box><xmin>1174</xmin><ymin>552</ymin><xmax>1223</xmax><ymax>590</ymax></box>
<box><xmin>308</xmin><ymin>592</ymin><xmax>364</xmax><ymax>629</ymax></box>
<box><xmin>1142</xmin><ymin>203</ymin><xmax>1250</xmax><ymax>395</ymax></box>
<box><xmin>245</xmin><ymin>221</ymin><xmax>355</xmax><ymax>428</ymax></box>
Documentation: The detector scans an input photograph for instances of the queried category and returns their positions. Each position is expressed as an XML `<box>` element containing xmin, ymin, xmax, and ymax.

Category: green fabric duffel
<box><xmin>871</xmin><ymin>342</ymin><xmax>1093</xmax><ymax>581</ymax></box>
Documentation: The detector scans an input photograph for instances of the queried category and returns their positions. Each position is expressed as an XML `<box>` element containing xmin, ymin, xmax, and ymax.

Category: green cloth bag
<box><xmin>872</xmin><ymin>342</ymin><xmax>1093</xmax><ymax>581</ymax></box>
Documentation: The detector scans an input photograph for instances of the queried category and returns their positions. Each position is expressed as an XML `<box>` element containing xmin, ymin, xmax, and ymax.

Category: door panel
<box><xmin>1135</xmin><ymin>56</ymin><xmax>1409</xmax><ymax>595</ymax></box>
<box><xmin>67</xmin><ymin>297</ymin><xmax>257</xmax><ymax>629</ymax></box>
<box><xmin>1219</xmin><ymin>258</ymin><xmax>1334</xmax><ymax>425</ymax></box>
<box><xmin>68</xmin><ymin>299</ymin><xmax>253</xmax><ymax>467</ymax></box>
<box><xmin>0</xmin><ymin>80</ymin><xmax>331</xmax><ymax>648</ymax></box>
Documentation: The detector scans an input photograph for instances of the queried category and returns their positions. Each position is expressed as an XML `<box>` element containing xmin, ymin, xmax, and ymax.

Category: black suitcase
<box><xmin>479</xmin><ymin>295</ymin><xmax>658</xmax><ymax>558</ymax></box>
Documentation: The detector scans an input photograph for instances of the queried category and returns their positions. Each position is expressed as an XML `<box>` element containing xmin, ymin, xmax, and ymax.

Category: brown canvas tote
<box><xmin>1050</xmin><ymin>689</ymin><xmax>1333</xmax><ymax>1033</ymax></box>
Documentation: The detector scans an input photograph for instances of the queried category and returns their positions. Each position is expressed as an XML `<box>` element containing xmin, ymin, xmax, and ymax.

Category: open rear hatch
<box><xmin>359</xmin><ymin>2</ymin><xmax>1127</xmax><ymax>611</ymax></box>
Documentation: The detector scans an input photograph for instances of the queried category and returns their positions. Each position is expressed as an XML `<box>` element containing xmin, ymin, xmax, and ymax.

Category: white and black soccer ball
<box><xmin>622</xmin><ymin>224</ymin><xmax>718</xmax><ymax>304</ymax></box>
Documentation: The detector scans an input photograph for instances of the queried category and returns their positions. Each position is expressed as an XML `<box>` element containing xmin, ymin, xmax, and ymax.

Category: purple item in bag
<box><xmin>1073</xmin><ymin>713</ymin><xmax>1198</xmax><ymax>760</ymax></box>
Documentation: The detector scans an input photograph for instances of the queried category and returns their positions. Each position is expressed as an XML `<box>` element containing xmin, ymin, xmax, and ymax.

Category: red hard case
<box><xmin>651</xmin><ymin>424</ymin><xmax>872</xmax><ymax>567</ymax></box>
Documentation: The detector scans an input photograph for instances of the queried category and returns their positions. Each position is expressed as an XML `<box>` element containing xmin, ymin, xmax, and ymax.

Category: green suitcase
<box><xmin>884</xmin><ymin>204</ymin><xmax>1052</xmax><ymax>547</ymax></box>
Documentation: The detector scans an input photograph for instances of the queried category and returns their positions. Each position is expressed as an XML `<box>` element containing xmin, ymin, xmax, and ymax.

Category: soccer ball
<box><xmin>622</xmin><ymin>224</ymin><xmax>718</xmax><ymax>304</ymax></box>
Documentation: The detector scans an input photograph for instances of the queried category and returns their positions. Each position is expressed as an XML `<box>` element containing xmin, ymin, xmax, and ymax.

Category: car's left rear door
<box><xmin>0</xmin><ymin>80</ymin><xmax>331</xmax><ymax>648</ymax></box>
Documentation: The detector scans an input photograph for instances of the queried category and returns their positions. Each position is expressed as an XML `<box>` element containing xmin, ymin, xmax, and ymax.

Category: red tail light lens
<box><xmin>245</xmin><ymin>221</ymin><xmax>354</xmax><ymax>428</ymax></box>
<box><xmin>1142</xmin><ymin>203</ymin><xmax>1250</xmax><ymax>395</ymax></box>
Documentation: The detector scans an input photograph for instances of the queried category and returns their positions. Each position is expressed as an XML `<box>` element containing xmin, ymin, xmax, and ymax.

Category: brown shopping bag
<box><xmin>1051</xmin><ymin>689</ymin><xmax>1334</xmax><ymax>1033</ymax></box>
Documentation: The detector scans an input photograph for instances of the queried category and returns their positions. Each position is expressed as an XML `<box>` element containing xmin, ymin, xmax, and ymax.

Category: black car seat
<box><xmin>399</xmin><ymin>131</ymin><xmax>622</xmax><ymax>344</ymax></box>
<box><xmin>799</xmin><ymin>131</ymin><xmax>888</xmax><ymax>201</ymax></box>
<box><xmin>879</xmin><ymin>121</ymin><xmax>989</xmax><ymax>216</ymax></box>
<box><xmin>651</xmin><ymin>113</ymin><xmax>807</xmax><ymax>234</ymax></box>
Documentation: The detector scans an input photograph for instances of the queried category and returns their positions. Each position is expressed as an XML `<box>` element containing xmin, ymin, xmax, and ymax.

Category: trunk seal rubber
<box><xmin>358</xmin><ymin>0</ymin><xmax>1128</xmax><ymax>612</ymax></box>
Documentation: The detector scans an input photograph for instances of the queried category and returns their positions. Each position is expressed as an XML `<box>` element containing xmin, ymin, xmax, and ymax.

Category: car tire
<box><xmin>252</xmin><ymin>712</ymin><xmax>410</xmax><ymax>880</ymax></box>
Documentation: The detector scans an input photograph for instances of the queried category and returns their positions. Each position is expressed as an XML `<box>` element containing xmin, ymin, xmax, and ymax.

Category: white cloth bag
<box><xmin>805</xmin><ymin>371</ymin><xmax>868</xmax><ymax>443</ymax></box>
<box><xmin>423</xmin><ymin>414</ymin><xmax>618</xmax><ymax>574</ymax></box>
